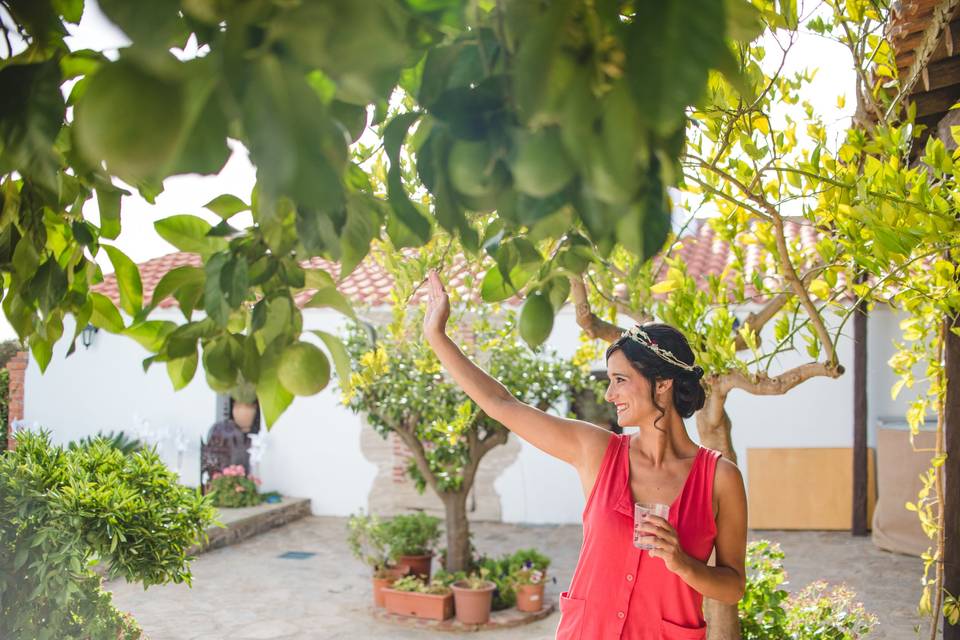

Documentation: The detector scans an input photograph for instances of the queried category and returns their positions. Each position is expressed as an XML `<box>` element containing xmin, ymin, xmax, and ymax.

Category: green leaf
<box><xmin>154</xmin><ymin>215</ymin><xmax>228</xmax><ymax>256</ymax></box>
<box><xmin>312</xmin><ymin>330</ymin><xmax>353</xmax><ymax>396</ymax></box>
<box><xmin>256</xmin><ymin>342</ymin><xmax>295</xmax><ymax>428</ymax></box>
<box><xmin>90</xmin><ymin>292</ymin><xmax>124</xmax><ymax>333</ymax></box>
<box><xmin>204</xmin><ymin>194</ymin><xmax>249</xmax><ymax>219</ymax></box>
<box><xmin>95</xmin><ymin>187</ymin><xmax>122</xmax><ymax>240</ymax></box>
<box><xmin>725</xmin><ymin>0</ymin><xmax>764</xmax><ymax>42</ymax></box>
<box><xmin>30</xmin><ymin>337</ymin><xmax>53</xmax><ymax>373</ymax></box>
<box><xmin>625</xmin><ymin>0</ymin><xmax>726</xmax><ymax>135</ymax></box>
<box><xmin>148</xmin><ymin>265</ymin><xmax>205</xmax><ymax>313</ymax></box>
<box><xmin>123</xmin><ymin>320</ymin><xmax>176</xmax><ymax>351</ymax></box>
<box><xmin>303</xmin><ymin>286</ymin><xmax>356</xmax><ymax>320</ymax></box>
<box><xmin>219</xmin><ymin>256</ymin><xmax>248</xmax><ymax>309</ymax></box>
<box><xmin>384</xmin><ymin>112</ymin><xmax>431</xmax><ymax>245</ymax></box>
<box><xmin>513</xmin><ymin>0</ymin><xmax>573</xmax><ymax>122</ymax></box>
<box><xmin>0</xmin><ymin>60</ymin><xmax>65</xmax><ymax>186</ymax></box>
<box><xmin>103</xmin><ymin>246</ymin><xmax>143</xmax><ymax>316</ymax></box>
<box><xmin>167</xmin><ymin>351</ymin><xmax>198</xmax><ymax>391</ymax></box>
<box><xmin>203</xmin><ymin>253</ymin><xmax>231</xmax><ymax>327</ymax></box>
<box><xmin>202</xmin><ymin>336</ymin><xmax>238</xmax><ymax>387</ymax></box>
<box><xmin>98</xmin><ymin>0</ymin><xmax>186</xmax><ymax>49</ymax></box>
<box><xmin>340</xmin><ymin>194</ymin><xmax>381</xmax><ymax>277</ymax></box>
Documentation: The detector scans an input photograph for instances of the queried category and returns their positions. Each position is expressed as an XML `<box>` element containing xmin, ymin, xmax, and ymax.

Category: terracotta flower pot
<box><xmin>371</xmin><ymin>567</ymin><xmax>408</xmax><ymax>608</ymax></box>
<box><xmin>382</xmin><ymin>588</ymin><xmax>453</xmax><ymax>621</ymax></box>
<box><xmin>232</xmin><ymin>401</ymin><xmax>257</xmax><ymax>432</ymax></box>
<box><xmin>515</xmin><ymin>582</ymin><xmax>545</xmax><ymax>612</ymax></box>
<box><xmin>451</xmin><ymin>580</ymin><xmax>496</xmax><ymax>625</ymax></box>
<box><xmin>397</xmin><ymin>553</ymin><xmax>433</xmax><ymax>579</ymax></box>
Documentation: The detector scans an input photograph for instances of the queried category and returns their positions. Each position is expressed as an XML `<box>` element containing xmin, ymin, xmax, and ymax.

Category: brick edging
<box><xmin>6</xmin><ymin>351</ymin><xmax>27</xmax><ymax>451</ymax></box>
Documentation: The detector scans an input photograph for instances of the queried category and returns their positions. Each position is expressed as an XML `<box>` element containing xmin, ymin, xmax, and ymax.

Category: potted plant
<box><xmin>347</xmin><ymin>511</ymin><xmax>407</xmax><ymax>607</ymax></box>
<box><xmin>229</xmin><ymin>380</ymin><xmax>259</xmax><ymax>433</ymax></box>
<box><xmin>382</xmin><ymin>576</ymin><xmax>454</xmax><ymax>621</ymax></box>
<box><xmin>382</xmin><ymin>512</ymin><xmax>441</xmax><ymax>579</ymax></box>
<box><xmin>208</xmin><ymin>464</ymin><xmax>262</xmax><ymax>508</ymax></box>
<box><xmin>451</xmin><ymin>568</ymin><xmax>497</xmax><ymax>625</ymax></box>
<box><xmin>508</xmin><ymin>548</ymin><xmax>551</xmax><ymax>613</ymax></box>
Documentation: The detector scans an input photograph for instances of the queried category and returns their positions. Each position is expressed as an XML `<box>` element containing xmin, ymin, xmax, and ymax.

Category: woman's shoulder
<box><xmin>712</xmin><ymin>455</ymin><xmax>745</xmax><ymax>499</ymax></box>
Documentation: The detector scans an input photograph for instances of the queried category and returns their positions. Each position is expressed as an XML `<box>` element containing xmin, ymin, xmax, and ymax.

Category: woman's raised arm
<box><xmin>423</xmin><ymin>270</ymin><xmax>609</xmax><ymax>469</ymax></box>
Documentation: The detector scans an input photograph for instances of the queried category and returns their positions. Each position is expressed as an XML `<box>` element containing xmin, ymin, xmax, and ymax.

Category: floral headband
<box><xmin>621</xmin><ymin>324</ymin><xmax>699</xmax><ymax>374</ymax></box>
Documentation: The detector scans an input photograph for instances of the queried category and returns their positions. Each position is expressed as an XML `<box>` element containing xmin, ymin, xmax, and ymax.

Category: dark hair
<box><xmin>604</xmin><ymin>323</ymin><xmax>706</xmax><ymax>431</ymax></box>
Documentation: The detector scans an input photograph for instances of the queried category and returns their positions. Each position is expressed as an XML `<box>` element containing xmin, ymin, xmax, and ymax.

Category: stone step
<box><xmin>193</xmin><ymin>496</ymin><xmax>311</xmax><ymax>554</ymax></box>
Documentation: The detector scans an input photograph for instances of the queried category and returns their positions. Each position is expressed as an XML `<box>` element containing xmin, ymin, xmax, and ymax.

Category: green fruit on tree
<box><xmin>277</xmin><ymin>341</ymin><xmax>330</xmax><ymax>396</ymax></box>
<box><xmin>447</xmin><ymin>139</ymin><xmax>508</xmax><ymax>199</ymax></box>
<box><xmin>75</xmin><ymin>59</ymin><xmax>186</xmax><ymax>183</ymax></box>
<box><xmin>510</xmin><ymin>128</ymin><xmax>575</xmax><ymax>198</ymax></box>
<box><xmin>519</xmin><ymin>292</ymin><xmax>554</xmax><ymax>348</ymax></box>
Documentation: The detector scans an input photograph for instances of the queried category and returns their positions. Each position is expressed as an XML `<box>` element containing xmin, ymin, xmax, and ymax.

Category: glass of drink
<box><xmin>633</xmin><ymin>502</ymin><xmax>670</xmax><ymax>550</ymax></box>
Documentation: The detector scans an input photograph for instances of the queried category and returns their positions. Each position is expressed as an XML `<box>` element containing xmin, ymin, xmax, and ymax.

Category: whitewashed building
<box><xmin>16</xmin><ymin>221</ymin><xmax>926</xmax><ymax>542</ymax></box>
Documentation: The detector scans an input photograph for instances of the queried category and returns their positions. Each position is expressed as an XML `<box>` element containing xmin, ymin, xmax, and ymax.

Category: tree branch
<box><xmin>733</xmin><ymin>292</ymin><xmax>790</xmax><ymax>351</ymax></box>
<box><xmin>569</xmin><ymin>274</ymin><xmax>627</xmax><ymax>343</ymax></box>
<box><xmin>712</xmin><ymin>361</ymin><xmax>844</xmax><ymax>396</ymax></box>
<box><xmin>391</xmin><ymin>413</ymin><xmax>440</xmax><ymax>493</ymax></box>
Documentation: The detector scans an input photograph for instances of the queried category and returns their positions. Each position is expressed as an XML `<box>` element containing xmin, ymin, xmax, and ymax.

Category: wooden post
<box><xmin>853</xmin><ymin>283</ymin><xmax>869</xmax><ymax>536</ymax></box>
<box><xmin>943</xmin><ymin>314</ymin><xmax>960</xmax><ymax>639</ymax></box>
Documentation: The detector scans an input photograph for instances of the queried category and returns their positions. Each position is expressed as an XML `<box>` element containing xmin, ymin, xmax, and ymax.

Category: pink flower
<box><xmin>222</xmin><ymin>465</ymin><xmax>246</xmax><ymax>477</ymax></box>
<box><xmin>250</xmin><ymin>475</ymin><xmax>262</xmax><ymax>485</ymax></box>
<box><xmin>235</xmin><ymin>485</ymin><xmax>245</xmax><ymax>492</ymax></box>
<box><xmin>211</xmin><ymin>472</ymin><xmax>222</xmax><ymax>480</ymax></box>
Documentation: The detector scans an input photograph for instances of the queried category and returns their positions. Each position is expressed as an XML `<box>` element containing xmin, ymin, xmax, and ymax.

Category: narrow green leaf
<box><xmin>167</xmin><ymin>351</ymin><xmax>198</xmax><ymax>390</ymax></box>
<box><xmin>90</xmin><ymin>292</ymin><xmax>124</xmax><ymax>333</ymax></box>
<box><xmin>103</xmin><ymin>246</ymin><xmax>142</xmax><ymax>316</ymax></box>
<box><xmin>312</xmin><ymin>330</ymin><xmax>353</xmax><ymax>395</ymax></box>
<box><xmin>95</xmin><ymin>187</ymin><xmax>122</xmax><ymax>239</ymax></box>
<box><xmin>155</xmin><ymin>215</ymin><xmax>228</xmax><ymax>255</ymax></box>
<box><xmin>303</xmin><ymin>286</ymin><xmax>356</xmax><ymax>320</ymax></box>
<box><xmin>204</xmin><ymin>194</ymin><xmax>249</xmax><ymax>219</ymax></box>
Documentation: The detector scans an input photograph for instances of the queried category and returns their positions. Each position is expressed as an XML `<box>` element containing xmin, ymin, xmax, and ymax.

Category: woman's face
<box><xmin>604</xmin><ymin>349</ymin><xmax>671</xmax><ymax>428</ymax></box>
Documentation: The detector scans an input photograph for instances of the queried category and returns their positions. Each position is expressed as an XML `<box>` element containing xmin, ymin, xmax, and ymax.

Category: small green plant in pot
<box><xmin>451</xmin><ymin>567</ymin><xmax>497</xmax><ymax>625</ymax></box>
<box><xmin>383</xmin><ymin>512</ymin><xmax>441</xmax><ymax>579</ymax></box>
<box><xmin>347</xmin><ymin>511</ymin><xmax>407</xmax><ymax>607</ymax></box>
<box><xmin>382</xmin><ymin>576</ymin><xmax>454</xmax><ymax>621</ymax></box>
<box><xmin>508</xmin><ymin>548</ymin><xmax>550</xmax><ymax>612</ymax></box>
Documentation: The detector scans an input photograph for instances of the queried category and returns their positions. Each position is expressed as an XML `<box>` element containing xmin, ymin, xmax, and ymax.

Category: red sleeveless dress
<box><xmin>556</xmin><ymin>433</ymin><xmax>722</xmax><ymax>639</ymax></box>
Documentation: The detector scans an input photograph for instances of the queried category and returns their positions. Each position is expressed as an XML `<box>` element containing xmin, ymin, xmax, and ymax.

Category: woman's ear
<box><xmin>656</xmin><ymin>379</ymin><xmax>673</xmax><ymax>396</ymax></box>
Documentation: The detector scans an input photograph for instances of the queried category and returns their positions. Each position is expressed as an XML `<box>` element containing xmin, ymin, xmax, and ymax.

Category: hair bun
<box><xmin>691</xmin><ymin>365</ymin><xmax>704</xmax><ymax>380</ymax></box>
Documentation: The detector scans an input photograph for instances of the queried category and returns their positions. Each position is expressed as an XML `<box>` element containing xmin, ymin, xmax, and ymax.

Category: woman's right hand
<box><xmin>423</xmin><ymin>269</ymin><xmax>450</xmax><ymax>341</ymax></box>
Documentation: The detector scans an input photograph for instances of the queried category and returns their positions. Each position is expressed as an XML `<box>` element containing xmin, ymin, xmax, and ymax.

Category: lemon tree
<box><xmin>341</xmin><ymin>300</ymin><xmax>599</xmax><ymax>572</ymax></box>
<box><xmin>0</xmin><ymin>0</ymin><xmax>762</xmax><ymax>427</ymax></box>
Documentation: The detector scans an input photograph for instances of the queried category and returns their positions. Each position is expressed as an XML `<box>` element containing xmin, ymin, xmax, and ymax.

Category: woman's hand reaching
<box><xmin>423</xmin><ymin>269</ymin><xmax>450</xmax><ymax>341</ymax></box>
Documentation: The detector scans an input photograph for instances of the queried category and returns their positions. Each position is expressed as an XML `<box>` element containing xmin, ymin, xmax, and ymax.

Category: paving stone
<box><xmin>108</xmin><ymin>517</ymin><xmax>929</xmax><ymax>639</ymax></box>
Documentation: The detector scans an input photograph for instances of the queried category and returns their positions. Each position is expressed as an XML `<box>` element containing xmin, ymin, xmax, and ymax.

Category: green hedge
<box><xmin>0</xmin><ymin>431</ymin><xmax>217</xmax><ymax>639</ymax></box>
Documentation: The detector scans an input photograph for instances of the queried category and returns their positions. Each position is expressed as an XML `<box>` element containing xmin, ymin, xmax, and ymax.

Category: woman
<box><xmin>423</xmin><ymin>270</ymin><xmax>747</xmax><ymax>639</ymax></box>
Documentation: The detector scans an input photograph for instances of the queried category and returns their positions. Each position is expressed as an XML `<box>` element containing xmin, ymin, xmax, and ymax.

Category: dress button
<box><xmin>617</xmin><ymin>611</ymin><xmax>625</xmax><ymax>619</ymax></box>
<box><xmin>626</xmin><ymin>574</ymin><xmax>634</xmax><ymax>581</ymax></box>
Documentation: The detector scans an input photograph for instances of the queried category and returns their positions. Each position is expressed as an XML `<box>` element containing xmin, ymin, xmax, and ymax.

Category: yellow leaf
<box><xmin>752</xmin><ymin>115</ymin><xmax>770</xmax><ymax>135</ymax></box>
<box><xmin>651</xmin><ymin>280</ymin><xmax>678</xmax><ymax>294</ymax></box>
<box><xmin>836</xmin><ymin>94</ymin><xmax>846</xmax><ymax>109</ymax></box>
<box><xmin>809</xmin><ymin>279</ymin><xmax>830</xmax><ymax>300</ymax></box>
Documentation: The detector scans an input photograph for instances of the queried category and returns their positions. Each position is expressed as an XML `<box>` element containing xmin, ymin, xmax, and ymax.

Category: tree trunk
<box><xmin>696</xmin><ymin>389</ymin><xmax>741</xmax><ymax>640</ymax></box>
<box><xmin>441</xmin><ymin>491</ymin><xmax>471</xmax><ymax>572</ymax></box>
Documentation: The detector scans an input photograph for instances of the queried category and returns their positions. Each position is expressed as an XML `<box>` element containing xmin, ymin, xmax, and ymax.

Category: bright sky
<box><xmin>0</xmin><ymin>2</ymin><xmax>856</xmax><ymax>341</ymax></box>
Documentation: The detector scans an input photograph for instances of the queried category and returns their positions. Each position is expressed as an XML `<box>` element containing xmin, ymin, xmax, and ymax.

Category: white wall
<box><xmin>22</xmin><ymin>303</ymin><xmax>919</xmax><ymax>524</ymax></box>
<box><xmin>23</xmin><ymin>311</ymin><xmax>216</xmax><ymax>485</ymax></box>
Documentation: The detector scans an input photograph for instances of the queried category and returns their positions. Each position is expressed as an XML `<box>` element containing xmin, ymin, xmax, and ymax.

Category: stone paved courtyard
<box><xmin>108</xmin><ymin>516</ymin><xmax>928</xmax><ymax>639</ymax></box>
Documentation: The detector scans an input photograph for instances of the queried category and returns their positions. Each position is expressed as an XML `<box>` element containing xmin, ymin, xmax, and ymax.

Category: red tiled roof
<box><xmin>92</xmin><ymin>218</ymin><xmax>830</xmax><ymax>311</ymax></box>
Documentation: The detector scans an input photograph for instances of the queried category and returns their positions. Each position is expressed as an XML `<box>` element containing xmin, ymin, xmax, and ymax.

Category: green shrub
<box><xmin>67</xmin><ymin>430</ymin><xmax>143</xmax><ymax>455</ymax></box>
<box><xmin>347</xmin><ymin>511</ymin><xmax>393</xmax><ymax>577</ymax></box>
<box><xmin>207</xmin><ymin>464</ymin><xmax>262</xmax><ymax>508</ymax></box>
<box><xmin>391</xmin><ymin>575</ymin><xmax>451</xmax><ymax>595</ymax></box>
<box><xmin>382</xmin><ymin>512</ymin><xmax>442</xmax><ymax>557</ymax></box>
<box><xmin>786</xmin><ymin>581</ymin><xmax>877</xmax><ymax>639</ymax></box>
<box><xmin>0</xmin><ymin>431</ymin><xmax>217</xmax><ymax>639</ymax></box>
<box><xmin>739</xmin><ymin>540</ymin><xmax>877</xmax><ymax>640</ymax></box>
